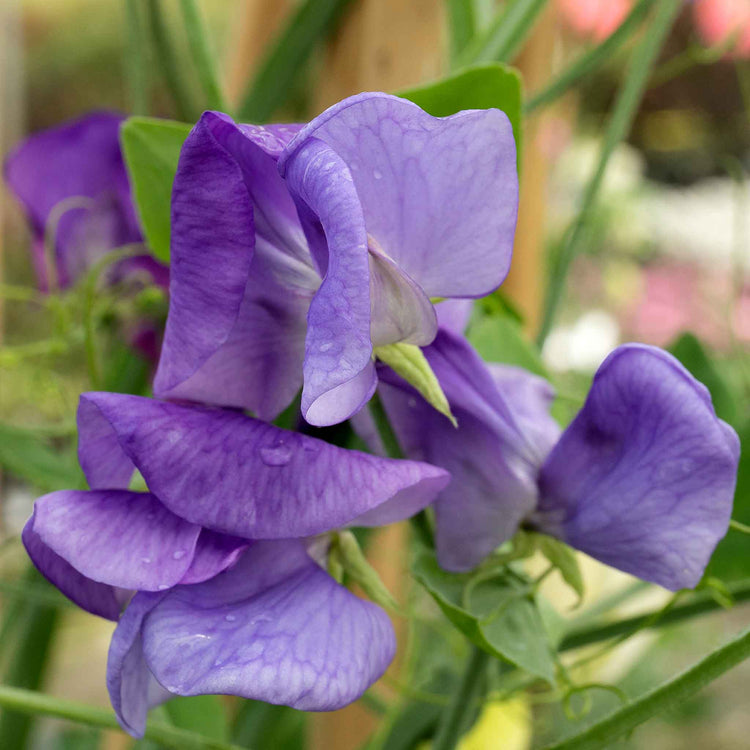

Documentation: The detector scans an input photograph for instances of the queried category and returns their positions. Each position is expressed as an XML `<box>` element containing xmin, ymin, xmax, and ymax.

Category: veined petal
<box><xmin>29</xmin><ymin>490</ymin><xmax>201</xmax><ymax>591</ymax></box>
<box><xmin>22</xmin><ymin>513</ymin><xmax>125</xmax><ymax>621</ymax></box>
<box><xmin>141</xmin><ymin>540</ymin><xmax>396</xmax><ymax>711</ymax></box>
<box><xmin>77</xmin><ymin>392</ymin><xmax>450</xmax><ymax>538</ymax></box>
<box><xmin>154</xmin><ymin>112</ymin><xmax>311</xmax><ymax>420</ymax></box>
<box><xmin>281</xmin><ymin>92</ymin><xmax>518</xmax><ymax>298</ymax></box>
<box><xmin>536</xmin><ymin>344</ymin><xmax>739</xmax><ymax>591</ymax></box>
<box><xmin>4</xmin><ymin>111</ymin><xmax>142</xmax><ymax>288</ymax></box>
<box><xmin>283</xmin><ymin>137</ymin><xmax>376</xmax><ymax>426</ymax></box>
<box><xmin>107</xmin><ymin>591</ymin><xmax>172</xmax><ymax>737</ymax></box>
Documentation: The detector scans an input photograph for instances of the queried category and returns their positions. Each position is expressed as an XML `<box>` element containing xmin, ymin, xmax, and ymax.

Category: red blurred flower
<box><xmin>556</xmin><ymin>0</ymin><xmax>632</xmax><ymax>41</ymax></box>
<box><xmin>693</xmin><ymin>0</ymin><xmax>750</xmax><ymax>59</ymax></box>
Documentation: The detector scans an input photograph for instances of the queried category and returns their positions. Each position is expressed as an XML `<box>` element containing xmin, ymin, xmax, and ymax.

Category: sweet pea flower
<box><xmin>4</xmin><ymin>112</ymin><xmax>164</xmax><ymax>290</ymax></box>
<box><xmin>23</xmin><ymin>392</ymin><xmax>449</xmax><ymax>736</ymax></box>
<box><xmin>693</xmin><ymin>0</ymin><xmax>750</xmax><ymax>58</ymax></box>
<box><xmin>154</xmin><ymin>93</ymin><xmax>518</xmax><ymax>427</ymax></box>
<box><xmin>555</xmin><ymin>0</ymin><xmax>633</xmax><ymax>42</ymax></box>
<box><xmin>377</xmin><ymin>329</ymin><xmax>739</xmax><ymax>590</ymax></box>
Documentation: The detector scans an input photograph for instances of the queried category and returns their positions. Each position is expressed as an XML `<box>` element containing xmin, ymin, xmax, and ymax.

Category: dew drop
<box><xmin>141</xmin><ymin>557</ymin><xmax>152</xmax><ymax>564</ymax></box>
<box><xmin>158</xmin><ymin>584</ymin><xmax>170</xmax><ymax>591</ymax></box>
<box><xmin>172</xmin><ymin>550</ymin><xmax>186</xmax><ymax>560</ymax></box>
<box><xmin>319</xmin><ymin>342</ymin><xmax>333</xmax><ymax>352</ymax></box>
<box><xmin>225</xmin><ymin>614</ymin><xmax>237</xmax><ymax>622</ymax></box>
<box><xmin>373</xmin><ymin>169</ymin><xmax>383</xmax><ymax>180</ymax></box>
<box><xmin>260</xmin><ymin>444</ymin><xmax>293</xmax><ymax>467</ymax></box>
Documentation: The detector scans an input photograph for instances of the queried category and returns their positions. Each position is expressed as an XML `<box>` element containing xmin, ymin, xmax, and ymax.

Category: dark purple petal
<box><xmin>77</xmin><ymin>392</ymin><xmax>450</xmax><ymax>538</ymax></box>
<box><xmin>22</xmin><ymin>511</ymin><xmax>125</xmax><ymax>620</ymax></box>
<box><xmin>29</xmin><ymin>490</ymin><xmax>201</xmax><ymax>591</ymax></box>
<box><xmin>107</xmin><ymin>590</ymin><xmax>172</xmax><ymax>737</ymax></box>
<box><xmin>154</xmin><ymin>112</ymin><xmax>311</xmax><ymax>421</ymax></box>
<box><xmin>180</xmin><ymin>530</ymin><xmax>249</xmax><ymax>585</ymax></box>
<box><xmin>378</xmin><ymin>330</ymin><xmax>544</xmax><ymax>571</ymax></box>
<box><xmin>4</xmin><ymin>111</ymin><xmax>141</xmax><ymax>288</ymax></box>
<box><xmin>536</xmin><ymin>344</ymin><xmax>739</xmax><ymax>591</ymax></box>
<box><xmin>141</xmin><ymin>540</ymin><xmax>395</xmax><ymax>711</ymax></box>
<box><xmin>281</xmin><ymin>92</ymin><xmax>518</xmax><ymax>298</ymax></box>
<box><xmin>282</xmin><ymin>137</ymin><xmax>376</xmax><ymax>426</ymax></box>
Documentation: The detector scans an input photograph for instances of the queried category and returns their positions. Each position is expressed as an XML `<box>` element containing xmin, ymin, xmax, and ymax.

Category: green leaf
<box><xmin>120</xmin><ymin>117</ymin><xmax>193</xmax><ymax>262</ymax></box>
<box><xmin>412</xmin><ymin>547</ymin><xmax>556</xmax><ymax>683</ymax></box>
<box><xmin>543</xmin><ymin>625</ymin><xmax>750</xmax><ymax>750</ymax></box>
<box><xmin>668</xmin><ymin>332</ymin><xmax>737</xmax><ymax>425</ymax></box>
<box><xmin>232</xmin><ymin>699</ymin><xmax>305</xmax><ymax>750</ymax></box>
<box><xmin>164</xmin><ymin>696</ymin><xmax>229</xmax><ymax>743</ymax></box>
<box><xmin>537</xmin><ymin>536</ymin><xmax>585</xmax><ymax>604</ymax></box>
<box><xmin>467</xmin><ymin>311</ymin><xmax>547</xmax><ymax>376</ymax></box>
<box><xmin>375</xmin><ymin>343</ymin><xmax>456</xmax><ymax>426</ymax></box>
<box><xmin>238</xmin><ymin>0</ymin><xmax>354</xmax><ymax>122</ymax></box>
<box><xmin>332</xmin><ymin>531</ymin><xmax>399</xmax><ymax>612</ymax></box>
<box><xmin>0</xmin><ymin>422</ymin><xmax>83</xmax><ymax>491</ymax></box>
<box><xmin>398</xmin><ymin>63</ymin><xmax>523</xmax><ymax>167</ymax></box>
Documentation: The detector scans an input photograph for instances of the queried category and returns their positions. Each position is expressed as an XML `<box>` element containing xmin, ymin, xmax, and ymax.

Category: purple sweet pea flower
<box><xmin>154</xmin><ymin>93</ymin><xmax>518</xmax><ymax>426</ymax></box>
<box><xmin>378</xmin><ymin>330</ymin><xmax>740</xmax><ymax>590</ymax></box>
<box><xmin>4</xmin><ymin>112</ymin><xmax>164</xmax><ymax>290</ymax></box>
<box><xmin>23</xmin><ymin>392</ymin><xmax>449</xmax><ymax>736</ymax></box>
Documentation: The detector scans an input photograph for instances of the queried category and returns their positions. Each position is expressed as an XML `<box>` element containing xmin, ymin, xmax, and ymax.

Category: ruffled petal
<box><xmin>536</xmin><ymin>344</ymin><xmax>739</xmax><ymax>590</ymax></box>
<box><xmin>107</xmin><ymin>591</ymin><xmax>172</xmax><ymax>737</ymax></box>
<box><xmin>22</xmin><ymin>511</ymin><xmax>125</xmax><ymax>620</ymax></box>
<box><xmin>141</xmin><ymin>540</ymin><xmax>395</xmax><ymax>711</ymax></box>
<box><xmin>4</xmin><ymin>111</ymin><xmax>141</xmax><ymax>288</ymax></box>
<box><xmin>77</xmin><ymin>392</ymin><xmax>450</xmax><ymax>538</ymax></box>
<box><xmin>29</xmin><ymin>490</ymin><xmax>201</xmax><ymax>591</ymax></box>
<box><xmin>282</xmin><ymin>137</ymin><xmax>375</xmax><ymax>426</ymax></box>
<box><xmin>181</xmin><ymin>530</ymin><xmax>249</xmax><ymax>585</ymax></box>
<box><xmin>281</xmin><ymin>92</ymin><xmax>518</xmax><ymax>298</ymax></box>
<box><xmin>154</xmin><ymin>112</ymin><xmax>312</xmax><ymax>420</ymax></box>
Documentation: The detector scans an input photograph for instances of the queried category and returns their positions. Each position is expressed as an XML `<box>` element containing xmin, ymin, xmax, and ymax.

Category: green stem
<box><xmin>146</xmin><ymin>0</ymin><xmax>196</xmax><ymax>121</ymax></box>
<box><xmin>650</xmin><ymin>34</ymin><xmax>740</xmax><ymax>88</ymax></box>
<box><xmin>178</xmin><ymin>0</ymin><xmax>227</xmax><ymax>111</ymax></box>
<box><xmin>730</xmin><ymin>519</ymin><xmax>750</xmax><ymax>535</ymax></box>
<box><xmin>525</xmin><ymin>0</ymin><xmax>654</xmax><ymax>113</ymax></box>
<box><xmin>0</xmin><ymin>685</ymin><xmax>246</xmax><ymax>750</ymax></box>
<box><xmin>124</xmin><ymin>0</ymin><xmax>150</xmax><ymax>114</ymax></box>
<box><xmin>543</xmin><ymin>626</ymin><xmax>750</xmax><ymax>750</ymax></box>
<box><xmin>560</xmin><ymin>578</ymin><xmax>750</xmax><ymax>652</ymax></box>
<box><xmin>446</xmin><ymin>0</ymin><xmax>478</xmax><ymax>66</ymax></box>
<box><xmin>457</xmin><ymin>0</ymin><xmax>550</xmax><ymax>67</ymax></box>
<box><xmin>431</xmin><ymin>647</ymin><xmax>489</xmax><ymax>750</ymax></box>
<box><xmin>536</xmin><ymin>0</ymin><xmax>682</xmax><ymax>347</ymax></box>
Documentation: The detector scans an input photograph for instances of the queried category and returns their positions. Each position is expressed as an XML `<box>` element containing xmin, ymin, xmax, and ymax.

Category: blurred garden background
<box><xmin>0</xmin><ymin>1</ymin><xmax>748</xmax><ymax>748</ymax></box>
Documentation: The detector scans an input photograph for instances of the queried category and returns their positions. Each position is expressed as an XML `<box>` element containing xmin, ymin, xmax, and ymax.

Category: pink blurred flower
<box><xmin>693</xmin><ymin>0</ymin><xmax>750</xmax><ymax>59</ymax></box>
<box><xmin>556</xmin><ymin>0</ymin><xmax>633</xmax><ymax>42</ymax></box>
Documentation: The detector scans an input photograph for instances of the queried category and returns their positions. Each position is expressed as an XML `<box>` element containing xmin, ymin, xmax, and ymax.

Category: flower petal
<box><xmin>141</xmin><ymin>540</ymin><xmax>396</xmax><ymax>711</ymax></box>
<box><xmin>22</xmin><ymin>511</ymin><xmax>124</xmax><ymax>620</ymax></box>
<box><xmin>281</xmin><ymin>92</ymin><xmax>518</xmax><ymax>298</ymax></box>
<box><xmin>283</xmin><ymin>137</ymin><xmax>376</xmax><ymax>426</ymax></box>
<box><xmin>536</xmin><ymin>344</ymin><xmax>739</xmax><ymax>590</ymax></box>
<box><xmin>78</xmin><ymin>392</ymin><xmax>450</xmax><ymax>538</ymax></box>
<box><xmin>378</xmin><ymin>331</ymin><xmax>541</xmax><ymax>571</ymax></box>
<box><xmin>181</xmin><ymin>530</ymin><xmax>249</xmax><ymax>585</ymax></box>
<box><xmin>154</xmin><ymin>112</ymin><xmax>311</xmax><ymax>420</ymax></box>
<box><xmin>29</xmin><ymin>490</ymin><xmax>201</xmax><ymax>591</ymax></box>
<box><xmin>107</xmin><ymin>591</ymin><xmax>172</xmax><ymax>737</ymax></box>
<box><xmin>4</xmin><ymin>111</ymin><xmax>141</xmax><ymax>288</ymax></box>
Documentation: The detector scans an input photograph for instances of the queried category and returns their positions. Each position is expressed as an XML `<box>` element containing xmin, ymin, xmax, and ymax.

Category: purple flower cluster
<box><xmin>12</xmin><ymin>92</ymin><xmax>739</xmax><ymax>736</ymax></box>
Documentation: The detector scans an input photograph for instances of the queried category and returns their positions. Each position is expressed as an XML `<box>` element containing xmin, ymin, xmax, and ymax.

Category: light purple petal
<box><xmin>141</xmin><ymin>540</ymin><xmax>395</xmax><ymax>711</ymax></box>
<box><xmin>154</xmin><ymin>112</ymin><xmax>312</xmax><ymax>421</ymax></box>
<box><xmin>107</xmin><ymin>591</ymin><xmax>172</xmax><ymax>737</ymax></box>
<box><xmin>487</xmin><ymin>363</ymin><xmax>561</xmax><ymax>464</ymax></box>
<box><xmin>4</xmin><ymin>111</ymin><xmax>141</xmax><ymax>288</ymax></box>
<box><xmin>282</xmin><ymin>137</ymin><xmax>376</xmax><ymax>426</ymax></box>
<box><xmin>536</xmin><ymin>344</ymin><xmax>739</xmax><ymax>591</ymax></box>
<box><xmin>281</xmin><ymin>92</ymin><xmax>518</xmax><ymax>298</ymax></box>
<box><xmin>78</xmin><ymin>392</ymin><xmax>450</xmax><ymax>538</ymax></box>
<box><xmin>378</xmin><ymin>330</ymin><xmax>541</xmax><ymax>571</ymax></box>
<box><xmin>435</xmin><ymin>299</ymin><xmax>474</xmax><ymax>335</ymax></box>
<box><xmin>22</xmin><ymin>512</ymin><xmax>125</xmax><ymax>621</ymax></box>
<box><xmin>30</xmin><ymin>490</ymin><xmax>201</xmax><ymax>591</ymax></box>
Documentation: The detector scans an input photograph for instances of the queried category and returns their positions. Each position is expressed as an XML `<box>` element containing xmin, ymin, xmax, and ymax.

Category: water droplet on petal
<box><xmin>225</xmin><ymin>614</ymin><xmax>236</xmax><ymax>622</ymax></box>
<box><xmin>158</xmin><ymin>584</ymin><xmax>170</xmax><ymax>590</ymax></box>
<box><xmin>373</xmin><ymin>169</ymin><xmax>383</xmax><ymax>180</ymax></box>
<box><xmin>319</xmin><ymin>342</ymin><xmax>333</xmax><ymax>352</ymax></box>
<box><xmin>260</xmin><ymin>444</ymin><xmax>293</xmax><ymax>467</ymax></box>
<box><xmin>141</xmin><ymin>557</ymin><xmax>152</xmax><ymax>564</ymax></box>
<box><xmin>172</xmin><ymin>550</ymin><xmax>186</xmax><ymax>560</ymax></box>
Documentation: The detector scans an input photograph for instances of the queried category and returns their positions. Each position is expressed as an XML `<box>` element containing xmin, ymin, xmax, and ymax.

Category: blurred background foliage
<box><xmin>0</xmin><ymin>0</ymin><xmax>748</xmax><ymax>749</ymax></box>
